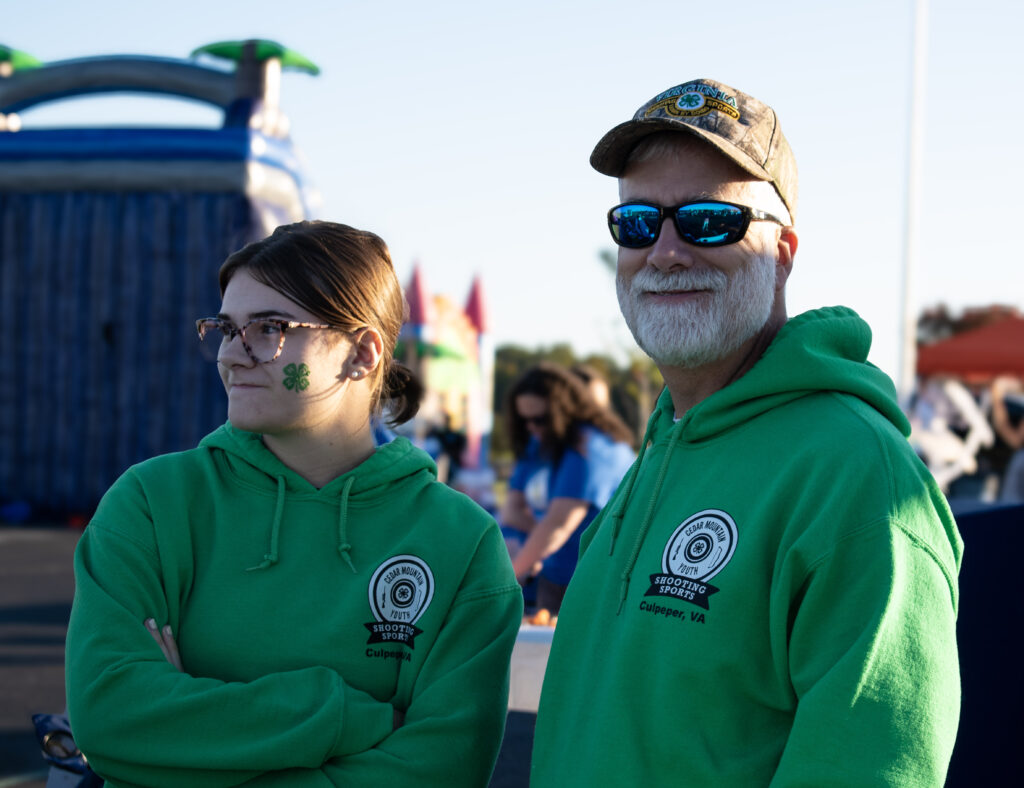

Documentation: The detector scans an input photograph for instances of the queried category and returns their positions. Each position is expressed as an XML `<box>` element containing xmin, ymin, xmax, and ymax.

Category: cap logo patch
<box><xmin>645</xmin><ymin>83</ymin><xmax>740</xmax><ymax>121</ymax></box>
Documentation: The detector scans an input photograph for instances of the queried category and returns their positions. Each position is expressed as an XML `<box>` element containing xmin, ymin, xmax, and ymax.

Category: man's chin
<box><xmin>629</xmin><ymin>317</ymin><xmax>721</xmax><ymax>368</ymax></box>
<box><xmin>640</xmin><ymin>342</ymin><xmax>721</xmax><ymax>369</ymax></box>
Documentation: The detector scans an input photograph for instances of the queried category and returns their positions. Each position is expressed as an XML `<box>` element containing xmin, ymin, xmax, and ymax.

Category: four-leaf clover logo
<box><xmin>678</xmin><ymin>92</ymin><xmax>703</xmax><ymax>109</ymax></box>
<box><xmin>283</xmin><ymin>363</ymin><xmax>311</xmax><ymax>391</ymax></box>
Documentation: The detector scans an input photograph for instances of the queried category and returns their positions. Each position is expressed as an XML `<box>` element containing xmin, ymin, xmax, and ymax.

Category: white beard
<box><xmin>616</xmin><ymin>251</ymin><xmax>777</xmax><ymax>367</ymax></box>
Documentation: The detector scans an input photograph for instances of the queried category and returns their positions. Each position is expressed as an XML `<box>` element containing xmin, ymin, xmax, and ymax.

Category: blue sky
<box><xmin>6</xmin><ymin>0</ymin><xmax>1022</xmax><ymax>382</ymax></box>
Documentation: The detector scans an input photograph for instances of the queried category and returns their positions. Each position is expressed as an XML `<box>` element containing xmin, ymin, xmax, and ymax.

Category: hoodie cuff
<box><xmin>332</xmin><ymin>682</ymin><xmax>395</xmax><ymax>758</ymax></box>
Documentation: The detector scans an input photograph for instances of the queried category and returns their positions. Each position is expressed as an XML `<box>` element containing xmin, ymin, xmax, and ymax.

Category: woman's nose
<box><xmin>217</xmin><ymin>331</ymin><xmax>255</xmax><ymax>366</ymax></box>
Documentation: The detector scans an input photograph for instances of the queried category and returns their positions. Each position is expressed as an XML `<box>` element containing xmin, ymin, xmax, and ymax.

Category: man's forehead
<box><xmin>618</xmin><ymin>164</ymin><xmax>761</xmax><ymax>203</ymax></box>
<box><xmin>616</xmin><ymin>132</ymin><xmax>790</xmax><ymax>221</ymax></box>
<box><xmin>620</xmin><ymin>150</ymin><xmax>779</xmax><ymax>213</ymax></box>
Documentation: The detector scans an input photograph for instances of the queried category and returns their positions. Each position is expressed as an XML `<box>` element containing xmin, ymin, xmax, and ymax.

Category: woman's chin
<box><xmin>226</xmin><ymin>407</ymin><xmax>269</xmax><ymax>434</ymax></box>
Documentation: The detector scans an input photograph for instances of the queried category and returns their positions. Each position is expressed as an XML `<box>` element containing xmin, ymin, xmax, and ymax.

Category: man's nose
<box><xmin>646</xmin><ymin>218</ymin><xmax>696</xmax><ymax>272</ymax></box>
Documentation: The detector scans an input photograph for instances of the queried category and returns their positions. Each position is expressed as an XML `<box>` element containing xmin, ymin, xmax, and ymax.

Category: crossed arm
<box><xmin>67</xmin><ymin>522</ymin><xmax>521</xmax><ymax>787</ymax></box>
<box><xmin>145</xmin><ymin>621</ymin><xmax>406</xmax><ymax>732</ymax></box>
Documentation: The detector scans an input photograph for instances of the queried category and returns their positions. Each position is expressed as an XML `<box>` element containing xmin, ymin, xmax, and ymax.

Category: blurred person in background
<box><xmin>909</xmin><ymin>376</ymin><xmax>994</xmax><ymax>494</ymax></box>
<box><xmin>427</xmin><ymin>412</ymin><xmax>467</xmax><ymax>486</ymax></box>
<box><xmin>992</xmin><ymin>375</ymin><xmax>1024</xmax><ymax>502</ymax></box>
<box><xmin>570</xmin><ymin>362</ymin><xmax>612</xmax><ymax>408</ymax></box>
<box><xmin>500</xmin><ymin>362</ymin><xmax>634</xmax><ymax>614</ymax></box>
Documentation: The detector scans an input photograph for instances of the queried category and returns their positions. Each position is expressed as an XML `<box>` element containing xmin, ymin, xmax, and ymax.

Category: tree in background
<box><xmin>918</xmin><ymin>303</ymin><xmax>1021</xmax><ymax>345</ymax></box>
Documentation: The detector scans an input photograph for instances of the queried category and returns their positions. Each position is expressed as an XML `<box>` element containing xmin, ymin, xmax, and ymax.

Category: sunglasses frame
<box><xmin>607</xmin><ymin>199</ymin><xmax>785</xmax><ymax>249</ymax></box>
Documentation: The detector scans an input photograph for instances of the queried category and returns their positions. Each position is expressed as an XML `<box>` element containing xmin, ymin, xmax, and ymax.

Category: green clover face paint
<box><xmin>283</xmin><ymin>362</ymin><xmax>311</xmax><ymax>391</ymax></box>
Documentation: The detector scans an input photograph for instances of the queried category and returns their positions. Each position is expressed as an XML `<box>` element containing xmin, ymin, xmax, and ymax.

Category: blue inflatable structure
<box><xmin>0</xmin><ymin>41</ymin><xmax>319</xmax><ymax>515</ymax></box>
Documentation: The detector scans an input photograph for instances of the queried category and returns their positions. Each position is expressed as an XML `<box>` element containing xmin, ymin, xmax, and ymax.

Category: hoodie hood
<box><xmin>607</xmin><ymin>306</ymin><xmax>909</xmax><ymax>611</ymax></box>
<box><xmin>199</xmin><ymin>424</ymin><xmax>436</xmax><ymax>572</ymax></box>
<box><xmin>665</xmin><ymin>306</ymin><xmax>908</xmax><ymax>443</ymax></box>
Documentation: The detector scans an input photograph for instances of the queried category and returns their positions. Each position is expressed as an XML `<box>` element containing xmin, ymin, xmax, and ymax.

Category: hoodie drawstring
<box><xmin>336</xmin><ymin>476</ymin><xmax>357</xmax><ymax>573</ymax></box>
<box><xmin>247</xmin><ymin>475</ymin><xmax>286</xmax><ymax>571</ymax></box>
<box><xmin>246</xmin><ymin>475</ymin><xmax>358</xmax><ymax>574</ymax></box>
<box><xmin>615</xmin><ymin>421</ymin><xmax>683</xmax><ymax>615</ymax></box>
<box><xmin>608</xmin><ymin>415</ymin><xmax>658</xmax><ymax>558</ymax></box>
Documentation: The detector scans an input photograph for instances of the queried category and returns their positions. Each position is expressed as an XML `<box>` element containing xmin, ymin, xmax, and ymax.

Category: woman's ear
<box><xmin>347</xmin><ymin>328</ymin><xmax>384</xmax><ymax>380</ymax></box>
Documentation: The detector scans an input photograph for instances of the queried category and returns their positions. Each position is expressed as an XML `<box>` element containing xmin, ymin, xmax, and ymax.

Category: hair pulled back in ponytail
<box><xmin>382</xmin><ymin>362</ymin><xmax>423</xmax><ymax>425</ymax></box>
<box><xmin>219</xmin><ymin>220</ymin><xmax>423</xmax><ymax>425</ymax></box>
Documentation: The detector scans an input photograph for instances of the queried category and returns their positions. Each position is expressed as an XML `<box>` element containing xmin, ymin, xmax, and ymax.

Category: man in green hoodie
<box><xmin>531</xmin><ymin>79</ymin><xmax>962</xmax><ymax>787</ymax></box>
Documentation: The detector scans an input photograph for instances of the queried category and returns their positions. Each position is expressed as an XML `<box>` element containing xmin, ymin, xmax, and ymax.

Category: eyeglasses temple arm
<box><xmin>751</xmin><ymin>208</ymin><xmax>785</xmax><ymax>225</ymax></box>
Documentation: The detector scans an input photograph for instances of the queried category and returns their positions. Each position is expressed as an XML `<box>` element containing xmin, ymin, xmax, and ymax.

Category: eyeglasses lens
<box><xmin>197</xmin><ymin>320</ymin><xmax>224</xmax><ymax>362</ymax></box>
<box><xmin>610</xmin><ymin>204</ymin><xmax>660</xmax><ymax>248</ymax></box>
<box><xmin>675</xmin><ymin>203</ymin><xmax>745</xmax><ymax>246</ymax></box>
<box><xmin>244</xmin><ymin>321</ymin><xmax>285</xmax><ymax>363</ymax></box>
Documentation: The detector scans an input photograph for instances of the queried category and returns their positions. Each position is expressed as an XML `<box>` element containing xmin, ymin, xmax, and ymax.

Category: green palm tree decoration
<box><xmin>191</xmin><ymin>40</ymin><xmax>320</xmax><ymax>75</ymax></box>
<box><xmin>0</xmin><ymin>45</ymin><xmax>43</xmax><ymax>71</ymax></box>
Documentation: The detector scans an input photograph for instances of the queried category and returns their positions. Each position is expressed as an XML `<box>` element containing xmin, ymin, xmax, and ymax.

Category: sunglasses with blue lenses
<box><xmin>608</xmin><ymin>200</ymin><xmax>784</xmax><ymax>249</ymax></box>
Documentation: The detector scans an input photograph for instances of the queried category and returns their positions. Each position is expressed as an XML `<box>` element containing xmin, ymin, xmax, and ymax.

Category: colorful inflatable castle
<box><xmin>398</xmin><ymin>265</ymin><xmax>494</xmax><ymax>497</ymax></box>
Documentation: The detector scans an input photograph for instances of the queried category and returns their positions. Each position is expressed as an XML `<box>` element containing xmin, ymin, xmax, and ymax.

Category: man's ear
<box><xmin>348</xmin><ymin>328</ymin><xmax>384</xmax><ymax>378</ymax></box>
<box><xmin>775</xmin><ymin>226</ymin><xmax>798</xmax><ymax>289</ymax></box>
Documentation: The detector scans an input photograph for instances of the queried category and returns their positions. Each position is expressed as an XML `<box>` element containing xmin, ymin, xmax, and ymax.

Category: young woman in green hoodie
<box><xmin>66</xmin><ymin>221</ymin><xmax>523</xmax><ymax>786</ymax></box>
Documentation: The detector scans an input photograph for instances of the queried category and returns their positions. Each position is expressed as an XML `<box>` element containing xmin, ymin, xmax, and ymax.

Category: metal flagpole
<box><xmin>897</xmin><ymin>0</ymin><xmax>929</xmax><ymax>406</ymax></box>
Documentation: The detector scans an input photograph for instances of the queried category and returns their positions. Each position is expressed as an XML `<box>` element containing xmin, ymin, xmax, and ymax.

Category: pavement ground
<box><xmin>0</xmin><ymin>525</ymin><xmax>79</xmax><ymax>787</ymax></box>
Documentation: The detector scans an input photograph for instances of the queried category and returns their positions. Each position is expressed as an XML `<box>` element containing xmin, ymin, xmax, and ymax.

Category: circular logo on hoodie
<box><xmin>365</xmin><ymin>555</ymin><xmax>435</xmax><ymax>648</ymax></box>
<box><xmin>663</xmin><ymin>509</ymin><xmax>737</xmax><ymax>582</ymax></box>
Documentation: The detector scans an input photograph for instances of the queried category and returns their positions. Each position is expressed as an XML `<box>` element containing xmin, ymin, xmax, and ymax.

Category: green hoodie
<box><xmin>531</xmin><ymin>307</ymin><xmax>962</xmax><ymax>787</ymax></box>
<box><xmin>66</xmin><ymin>425</ymin><xmax>522</xmax><ymax>787</ymax></box>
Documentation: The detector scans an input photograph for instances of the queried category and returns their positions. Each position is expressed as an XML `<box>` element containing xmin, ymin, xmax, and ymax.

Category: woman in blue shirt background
<box><xmin>500</xmin><ymin>362</ymin><xmax>635</xmax><ymax>613</ymax></box>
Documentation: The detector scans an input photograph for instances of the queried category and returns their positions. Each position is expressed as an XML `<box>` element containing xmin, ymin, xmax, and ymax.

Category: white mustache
<box><xmin>628</xmin><ymin>267</ymin><xmax>728</xmax><ymax>295</ymax></box>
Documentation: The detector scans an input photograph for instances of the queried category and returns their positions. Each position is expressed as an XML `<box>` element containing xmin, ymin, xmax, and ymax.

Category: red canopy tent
<box><xmin>917</xmin><ymin>316</ymin><xmax>1024</xmax><ymax>382</ymax></box>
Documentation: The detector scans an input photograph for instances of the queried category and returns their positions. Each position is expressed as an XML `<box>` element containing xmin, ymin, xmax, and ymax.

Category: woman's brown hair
<box><xmin>507</xmin><ymin>362</ymin><xmax>633</xmax><ymax>464</ymax></box>
<box><xmin>218</xmin><ymin>220</ymin><xmax>422</xmax><ymax>424</ymax></box>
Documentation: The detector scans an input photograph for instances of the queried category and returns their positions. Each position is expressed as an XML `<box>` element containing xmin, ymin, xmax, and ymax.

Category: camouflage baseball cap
<box><xmin>591</xmin><ymin>78</ymin><xmax>798</xmax><ymax>221</ymax></box>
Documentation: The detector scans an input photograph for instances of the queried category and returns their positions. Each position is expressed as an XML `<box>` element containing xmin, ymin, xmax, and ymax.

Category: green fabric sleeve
<box><xmin>770</xmin><ymin>516</ymin><xmax>960</xmax><ymax>787</ymax></box>
<box><xmin>66</xmin><ymin>503</ymin><xmax>393</xmax><ymax>785</ymax></box>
